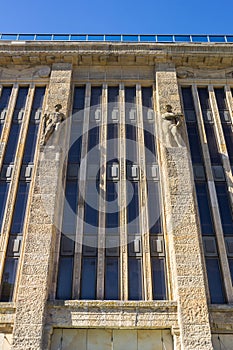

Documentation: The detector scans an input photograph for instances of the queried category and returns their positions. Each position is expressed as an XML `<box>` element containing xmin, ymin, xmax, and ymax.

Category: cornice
<box><xmin>0</xmin><ymin>42</ymin><xmax>233</xmax><ymax>67</ymax></box>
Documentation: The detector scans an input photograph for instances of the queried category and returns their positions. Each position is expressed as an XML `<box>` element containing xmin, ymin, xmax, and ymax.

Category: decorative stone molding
<box><xmin>0</xmin><ymin>66</ymin><xmax>51</xmax><ymax>80</ymax></box>
<box><xmin>47</xmin><ymin>301</ymin><xmax>178</xmax><ymax>329</ymax></box>
<box><xmin>177</xmin><ymin>66</ymin><xmax>233</xmax><ymax>79</ymax></box>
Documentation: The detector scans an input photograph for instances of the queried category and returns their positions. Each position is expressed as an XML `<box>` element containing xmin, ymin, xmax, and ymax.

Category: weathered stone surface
<box><xmin>156</xmin><ymin>65</ymin><xmax>213</xmax><ymax>349</ymax></box>
<box><xmin>11</xmin><ymin>63</ymin><xmax>73</xmax><ymax>350</ymax></box>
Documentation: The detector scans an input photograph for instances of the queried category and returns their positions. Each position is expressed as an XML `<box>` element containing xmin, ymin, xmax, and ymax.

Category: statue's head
<box><xmin>54</xmin><ymin>104</ymin><xmax>62</xmax><ymax>111</ymax></box>
<box><xmin>165</xmin><ymin>104</ymin><xmax>172</xmax><ymax>112</ymax></box>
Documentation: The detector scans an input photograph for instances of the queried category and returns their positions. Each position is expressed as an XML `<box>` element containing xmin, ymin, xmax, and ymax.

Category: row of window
<box><xmin>0</xmin><ymin>86</ymin><xmax>45</xmax><ymax>301</ymax></box>
<box><xmin>56</xmin><ymin>85</ymin><xmax>166</xmax><ymax>301</ymax></box>
<box><xmin>182</xmin><ymin>87</ymin><xmax>233</xmax><ymax>304</ymax></box>
<box><xmin>0</xmin><ymin>83</ymin><xmax>232</xmax><ymax>303</ymax></box>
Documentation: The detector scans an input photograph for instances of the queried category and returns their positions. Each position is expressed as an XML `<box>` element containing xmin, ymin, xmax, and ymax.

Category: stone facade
<box><xmin>0</xmin><ymin>39</ymin><xmax>232</xmax><ymax>350</ymax></box>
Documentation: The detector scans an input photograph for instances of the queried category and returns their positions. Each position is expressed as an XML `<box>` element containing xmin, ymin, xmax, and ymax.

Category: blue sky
<box><xmin>1</xmin><ymin>0</ymin><xmax>233</xmax><ymax>34</ymax></box>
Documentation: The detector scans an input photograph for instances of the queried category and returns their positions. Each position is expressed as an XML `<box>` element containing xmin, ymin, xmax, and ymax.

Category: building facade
<box><xmin>0</xmin><ymin>34</ymin><xmax>232</xmax><ymax>349</ymax></box>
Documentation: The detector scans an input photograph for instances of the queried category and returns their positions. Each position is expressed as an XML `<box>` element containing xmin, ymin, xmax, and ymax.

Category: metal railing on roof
<box><xmin>0</xmin><ymin>34</ymin><xmax>233</xmax><ymax>43</ymax></box>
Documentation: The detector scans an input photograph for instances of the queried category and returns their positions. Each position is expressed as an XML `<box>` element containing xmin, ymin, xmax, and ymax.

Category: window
<box><xmin>56</xmin><ymin>84</ymin><xmax>167</xmax><ymax>301</ymax></box>
<box><xmin>0</xmin><ymin>86</ymin><xmax>12</xmax><ymax>137</ymax></box>
<box><xmin>182</xmin><ymin>86</ymin><xmax>227</xmax><ymax>303</ymax></box>
<box><xmin>0</xmin><ymin>86</ymin><xmax>45</xmax><ymax>301</ymax></box>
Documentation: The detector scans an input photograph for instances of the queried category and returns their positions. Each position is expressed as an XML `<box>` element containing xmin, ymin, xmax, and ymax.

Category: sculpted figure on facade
<box><xmin>161</xmin><ymin>104</ymin><xmax>184</xmax><ymax>147</ymax></box>
<box><xmin>41</xmin><ymin>104</ymin><xmax>64</xmax><ymax>146</ymax></box>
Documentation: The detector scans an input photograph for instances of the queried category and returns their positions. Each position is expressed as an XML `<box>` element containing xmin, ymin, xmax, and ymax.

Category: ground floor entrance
<box><xmin>50</xmin><ymin>329</ymin><xmax>173</xmax><ymax>350</ymax></box>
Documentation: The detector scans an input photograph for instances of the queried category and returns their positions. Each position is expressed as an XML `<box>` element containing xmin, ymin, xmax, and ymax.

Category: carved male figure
<box><xmin>41</xmin><ymin>104</ymin><xmax>64</xmax><ymax>145</ymax></box>
<box><xmin>161</xmin><ymin>104</ymin><xmax>184</xmax><ymax>147</ymax></box>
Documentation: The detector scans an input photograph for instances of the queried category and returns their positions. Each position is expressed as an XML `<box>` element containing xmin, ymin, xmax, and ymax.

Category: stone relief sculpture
<box><xmin>40</xmin><ymin>104</ymin><xmax>64</xmax><ymax>146</ymax></box>
<box><xmin>161</xmin><ymin>104</ymin><xmax>184</xmax><ymax>147</ymax></box>
<box><xmin>0</xmin><ymin>66</ymin><xmax>51</xmax><ymax>80</ymax></box>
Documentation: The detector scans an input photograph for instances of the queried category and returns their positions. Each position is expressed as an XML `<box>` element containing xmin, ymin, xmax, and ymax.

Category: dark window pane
<box><xmin>144</xmin><ymin>127</ymin><xmax>156</xmax><ymax>161</ymax></box>
<box><xmin>125</xmin><ymin>87</ymin><xmax>136</xmax><ymax>126</ymax></box>
<box><xmin>228</xmin><ymin>259</ymin><xmax>233</xmax><ymax>283</ymax></box>
<box><xmin>186</xmin><ymin>125</ymin><xmax>203</xmax><ymax>164</ymax></box>
<box><xmin>222</xmin><ymin>125</ymin><xmax>233</xmax><ymax>164</ymax></box>
<box><xmin>181</xmin><ymin>87</ymin><xmax>195</xmax><ymax>110</ymax></box>
<box><xmin>128</xmin><ymin>258</ymin><xmax>142</xmax><ymax>300</ymax></box>
<box><xmin>4</xmin><ymin>123</ymin><xmax>21</xmax><ymax>163</ymax></box>
<box><xmin>23</xmin><ymin>124</ymin><xmax>38</xmax><ymax>163</ymax></box>
<box><xmin>107</xmin><ymin>124</ymin><xmax>118</xmax><ymax>159</ymax></box>
<box><xmin>0</xmin><ymin>86</ymin><xmax>12</xmax><ymax>110</ymax></box>
<box><xmin>56</xmin><ymin>257</ymin><xmax>73</xmax><ymax>299</ymax></box>
<box><xmin>151</xmin><ymin>258</ymin><xmax>167</xmax><ymax>300</ymax></box>
<box><xmin>205</xmin><ymin>124</ymin><xmax>221</xmax><ymax>164</ymax></box>
<box><xmin>0</xmin><ymin>182</ymin><xmax>9</xmax><ymax>232</ymax></box>
<box><xmin>125</xmin><ymin>87</ymin><xmax>136</xmax><ymax>118</ymax></box>
<box><xmin>198</xmin><ymin>88</ymin><xmax>210</xmax><ymax>110</ymax></box>
<box><xmin>80</xmin><ymin>258</ymin><xmax>97</xmax><ymax>299</ymax></box>
<box><xmin>195</xmin><ymin>184</ymin><xmax>215</xmax><ymax>235</ymax></box>
<box><xmin>4</xmin><ymin>87</ymin><xmax>29</xmax><ymax>163</ymax></box>
<box><xmin>62</xmin><ymin>181</ymin><xmax>78</xmax><ymax>234</ymax></box>
<box><xmin>127</xmin><ymin>182</ymin><xmax>140</xmax><ymax>234</ymax></box>
<box><xmin>0</xmin><ymin>258</ymin><xmax>18</xmax><ymax>301</ymax></box>
<box><xmin>106</xmin><ymin>182</ymin><xmax>119</xmax><ymax>231</ymax></box>
<box><xmin>88</xmin><ymin>125</ymin><xmax>100</xmax><ymax>152</ymax></box>
<box><xmin>107</xmin><ymin>123</ymin><xmax>118</xmax><ymax>140</ymax></box>
<box><xmin>216</xmin><ymin>184</ymin><xmax>233</xmax><ymax>235</ymax></box>
<box><xmin>147</xmin><ymin>182</ymin><xmax>162</xmax><ymax>234</ymax></box>
<box><xmin>108</xmin><ymin>87</ymin><xmax>119</xmax><ymax>105</ymax></box>
<box><xmin>69</xmin><ymin>92</ymin><xmax>84</xmax><ymax>163</ymax></box>
<box><xmin>12</xmin><ymin>87</ymin><xmax>28</xmax><ymax>118</ymax></box>
<box><xmin>205</xmin><ymin>258</ymin><xmax>226</xmax><ymax>304</ymax></box>
<box><xmin>105</xmin><ymin>257</ymin><xmax>119</xmax><ymax>300</ymax></box>
<box><xmin>126</xmin><ymin>124</ymin><xmax>137</xmax><ymax>141</ymax></box>
<box><xmin>90</xmin><ymin>87</ymin><xmax>102</xmax><ymax>107</ymax></box>
<box><xmin>11</xmin><ymin>182</ymin><xmax>30</xmax><ymax>233</ymax></box>
<box><xmin>126</xmin><ymin>124</ymin><xmax>137</xmax><ymax>162</ymax></box>
<box><xmin>142</xmin><ymin>87</ymin><xmax>153</xmax><ymax>109</ymax></box>
<box><xmin>72</xmin><ymin>86</ymin><xmax>86</xmax><ymax>114</ymax></box>
<box><xmin>214</xmin><ymin>88</ymin><xmax>227</xmax><ymax>111</ymax></box>
<box><xmin>84</xmin><ymin>181</ymin><xmax>99</xmax><ymax>234</ymax></box>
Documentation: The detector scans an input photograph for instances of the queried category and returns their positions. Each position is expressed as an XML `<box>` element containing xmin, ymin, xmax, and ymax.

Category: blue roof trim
<box><xmin>0</xmin><ymin>34</ymin><xmax>232</xmax><ymax>43</ymax></box>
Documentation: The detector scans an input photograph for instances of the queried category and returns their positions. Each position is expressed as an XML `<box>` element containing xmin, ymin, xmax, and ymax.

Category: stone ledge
<box><xmin>47</xmin><ymin>300</ymin><xmax>177</xmax><ymax>311</ymax></box>
<box><xmin>209</xmin><ymin>304</ymin><xmax>233</xmax><ymax>313</ymax></box>
<box><xmin>46</xmin><ymin>301</ymin><xmax>178</xmax><ymax>329</ymax></box>
<box><xmin>0</xmin><ymin>302</ymin><xmax>15</xmax><ymax>332</ymax></box>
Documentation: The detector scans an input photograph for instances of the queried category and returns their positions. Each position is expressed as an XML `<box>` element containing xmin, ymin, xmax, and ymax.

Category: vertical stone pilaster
<box><xmin>156</xmin><ymin>64</ymin><xmax>213</xmax><ymax>349</ymax></box>
<box><xmin>11</xmin><ymin>63</ymin><xmax>73</xmax><ymax>350</ymax></box>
